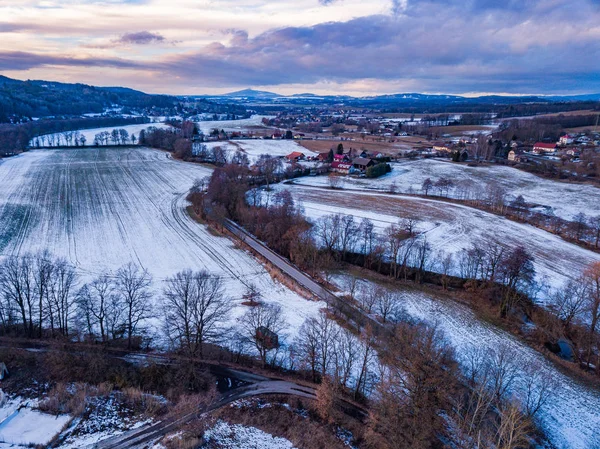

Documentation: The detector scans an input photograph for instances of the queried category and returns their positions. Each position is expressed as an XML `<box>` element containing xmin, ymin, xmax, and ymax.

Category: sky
<box><xmin>0</xmin><ymin>0</ymin><xmax>599</xmax><ymax>96</ymax></box>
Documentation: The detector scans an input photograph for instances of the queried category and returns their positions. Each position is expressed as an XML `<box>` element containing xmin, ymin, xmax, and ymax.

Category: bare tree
<box><xmin>0</xmin><ymin>255</ymin><xmax>35</xmax><ymax>337</ymax></box>
<box><xmin>114</xmin><ymin>263</ymin><xmax>152</xmax><ymax>348</ymax></box>
<box><xmin>375</xmin><ymin>289</ymin><xmax>400</xmax><ymax>323</ymax></box>
<box><xmin>495</xmin><ymin>400</ymin><xmax>533</xmax><ymax>449</ymax></box>
<box><xmin>256</xmin><ymin>154</ymin><xmax>282</xmax><ymax>189</ymax></box>
<box><xmin>488</xmin><ymin>343</ymin><xmax>519</xmax><ymax>402</ymax></box>
<box><xmin>241</xmin><ymin>303</ymin><xmax>287</xmax><ymax>367</ymax></box>
<box><xmin>520</xmin><ymin>361</ymin><xmax>557</xmax><ymax>419</ymax></box>
<box><xmin>551</xmin><ymin>280</ymin><xmax>586</xmax><ymax>330</ymax></box>
<box><xmin>46</xmin><ymin>258</ymin><xmax>77</xmax><ymax>337</ymax></box>
<box><xmin>162</xmin><ymin>270</ymin><xmax>231</xmax><ymax>357</ymax></box>
<box><xmin>77</xmin><ymin>273</ymin><xmax>114</xmax><ymax>342</ymax></box>
<box><xmin>358</xmin><ymin>283</ymin><xmax>379</xmax><ymax>314</ymax></box>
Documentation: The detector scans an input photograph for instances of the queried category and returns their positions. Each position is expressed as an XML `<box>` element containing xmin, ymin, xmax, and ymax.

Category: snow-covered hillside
<box><xmin>293</xmin><ymin>159</ymin><xmax>600</xmax><ymax>221</ymax></box>
<box><xmin>281</xmin><ymin>184</ymin><xmax>600</xmax><ymax>299</ymax></box>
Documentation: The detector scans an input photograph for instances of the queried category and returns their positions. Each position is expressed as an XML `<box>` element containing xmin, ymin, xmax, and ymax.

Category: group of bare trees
<box><xmin>451</xmin><ymin>344</ymin><xmax>556</xmax><ymax>449</ymax></box>
<box><xmin>0</xmin><ymin>253</ymin><xmax>153</xmax><ymax>348</ymax></box>
<box><xmin>294</xmin><ymin>313</ymin><xmax>375</xmax><ymax>397</ymax></box>
<box><xmin>78</xmin><ymin>263</ymin><xmax>153</xmax><ymax>348</ymax></box>
<box><xmin>161</xmin><ymin>269</ymin><xmax>231</xmax><ymax>358</ymax></box>
<box><xmin>31</xmin><ymin>130</ymin><xmax>88</xmax><ymax>148</ymax></box>
<box><xmin>0</xmin><ymin>252</ymin><xmax>77</xmax><ymax>338</ymax></box>
<box><xmin>93</xmin><ymin>128</ymin><xmax>135</xmax><ymax>146</ymax></box>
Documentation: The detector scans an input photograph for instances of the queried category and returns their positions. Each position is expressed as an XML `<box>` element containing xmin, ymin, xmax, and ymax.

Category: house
<box><xmin>559</xmin><ymin>134</ymin><xmax>574</xmax><ymax>146</ymax></box>
<box><xmin>286</xmin><ymin>151</ymin><xmax>305</xmax><ymax>162</ymax></box>
<box><xmin>330</xmin><ymin>161</ymin><xmax>352</xmax><ymax>174</ymax></box>
<box><xmin>533</xmin><ymin>142</ymin><xmax>557</xmax><ymax>153</ymax></box>
<box><xmin>256</xmin><ymin>326</ymin><xmax>279</xmax><ymax>350</ymax></box>
<box><xmin>352</xmin><ymin>157</ymin><xmax>375</xmax><ymax>172</ymax></box>
<box><xmin>0</xmin><ymin>362</ymin><xmax>8</xmax><ymax>380</ymax></box>
<box><xmin>317</xmin><ymin>151</ymin><xmax>332</xmax><ymax>162</ymax></box>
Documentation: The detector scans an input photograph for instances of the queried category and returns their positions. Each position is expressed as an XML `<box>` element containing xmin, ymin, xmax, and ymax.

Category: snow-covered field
<box><xmin>333</xmin><ymin>276</ymin><xmax>600</xmax><ymax>449</ymax></box>
<box><xmin>0</xmin><ymin>396</ymin><xmax>70</xmax><ymax>447</ymax></box>
<box><xmin>200</xmin><ymin>139</ymin><xmax>317</xmax><ymax>164</ymax></box>
<box><xmin>0</xmin><ymin>148</ymin><xmax>324</xmax><ymax>339</ymax></box>
<box><xmin>281</xmin><ymin>184</ymin><xmax>600</xmax><ymax>297</ymax></box>
<box><xmin>33</xmin><ymin>123</ymin><xmax>172</xmax><ymax>147</ymax></box>
<box><xmin>293</xmin><ymin>159</ymin><xmax>600</xmax><ymax>221</ymax></box>
<box><xmin>231</xmin><ymin>139</ymin><xmax>317</xmax><ymax>161</ymax></box>
<box><xmin>196</xmin><ymin>115</ymin><xmax>273</xmax><ymax>134</ymax></box>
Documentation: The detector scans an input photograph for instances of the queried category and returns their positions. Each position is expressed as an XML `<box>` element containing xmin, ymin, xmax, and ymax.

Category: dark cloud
<box><xmin>117</xmin><ymin>31</ymin><xmax>165</xmax><ymax>45</ymax></box>
<box><xmin>3</xmin><ymin>0</ymin><xmax>599</xmax><ymax>94</ymax></box>
<box><xmin>0</xmin><ymin>51</ymin><xmax>142</xmax><ymax>71</ymax></box>
<box><xmin>155</xmin><ymin>0</ymin><xmax>600</xmax><ymax>93</ymax></box>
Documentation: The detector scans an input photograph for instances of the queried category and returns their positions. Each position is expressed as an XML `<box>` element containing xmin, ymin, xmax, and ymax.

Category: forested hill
<box><xmin>0</xmin><ymin>75</ymin><xmax>176</xmax><ymax>122</ymax></box>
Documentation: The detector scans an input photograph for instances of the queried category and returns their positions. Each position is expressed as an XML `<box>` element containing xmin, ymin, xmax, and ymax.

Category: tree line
<box><xmin>0</xmin><ymin>116</ymin><xmax>149</xmax><ymax>155</ymax></box>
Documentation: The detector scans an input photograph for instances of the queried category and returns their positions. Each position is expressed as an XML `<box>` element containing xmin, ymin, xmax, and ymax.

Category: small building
<box><xmin>559</xmin><ymin>134</ymin><xmax>574</xmax><ymax>146</ymax></box>
<box><xmin>317</xmin><ymin>151</ymin><xmax>332</xmax><ymax>162</ymax></box>
<box><xmin>256</xmin><ymin>326</ymin><xmax>279</xmax><ymax>350</ymax></box>
<box><xmin>352</xmin><ymin>157</ymin><xmax>375</xmax><ymax>172</ymax></box>
<box><xmin>330</xmin><ymin>161</ymin><xmax>352</xmax><ymax>174</ymax></box>
<box><xmin>286</xmin><ymin>151</ymin><xmax>305</xmax><ymax>162</ymax></box>
<box><xmin>533</xmin><ymin>142</ymin><xmax>557</xmax><ymax>153</ymax></box>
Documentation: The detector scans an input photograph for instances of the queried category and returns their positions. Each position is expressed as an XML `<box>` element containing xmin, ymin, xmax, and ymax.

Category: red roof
<box><xmin>331</xmin><ymin>161</ymin><xmax>352</xmax><ymax>169</ymax></box>
<box><xmin>286</xmin><ymin>151</ymin><xmax>305</xmax><ymax>160</ymax></box>
<box><xmin>533</xmin><ymin>142</ymin><xmax>556</xmax><ymax>149</ymax></box>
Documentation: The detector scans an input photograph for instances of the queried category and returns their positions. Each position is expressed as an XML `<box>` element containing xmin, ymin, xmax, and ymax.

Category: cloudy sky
<box><xmin>0</xmin><ymin>0</ymin><xmax>599</xmax><ymax>95</ymax></box>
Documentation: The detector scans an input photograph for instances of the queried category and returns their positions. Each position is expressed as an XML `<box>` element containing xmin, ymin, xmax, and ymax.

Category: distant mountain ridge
<box><xmin>208</xmin><ymin>88</ymin><xmax>600</xmax><ymax>104</ymax></box>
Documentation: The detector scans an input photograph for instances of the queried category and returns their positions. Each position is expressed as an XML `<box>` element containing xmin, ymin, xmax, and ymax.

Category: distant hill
<box><xmin>0</xmin><ymin>76</ymin><xmax>176</xmax><ymax>122</ymax></box>
<box><xmin>221</xmin><ymin>88</ymin><xmax>281</xmax><ymax>99</ymax></box>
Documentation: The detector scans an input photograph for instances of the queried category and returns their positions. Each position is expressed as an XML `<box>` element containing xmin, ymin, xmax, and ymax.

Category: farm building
<box><xmin>331</xmin><ymin>161</ymin><xmax>352</xmax><ymax>174</ymax></box>
<box><xmin>286</xmin><ymin>151</ymin><xmax>305</xmax><ymax>162</ymax></box>
<box><xmin>533</xmin><ymin>142</ymin><xmax>557</xmax><ymax>153</ymax></box>
<box><xmin>352</xmin><ymin>157</ymin><xmax>375</xmax><ymax>172</ymax></box>
<box><xmin>317</xmin><ymin>151</ymin><xmax>332</xmax><ymax>162</ymax></box>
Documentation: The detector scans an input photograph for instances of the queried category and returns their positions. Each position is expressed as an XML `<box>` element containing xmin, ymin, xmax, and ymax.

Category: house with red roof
<box><xmin>286</xmin><ymin>151</ymin><xmax>305</xmax><ymax>162</ymax></box>
<box><xmin>532</xmin><ymin>142</ymin><xmax>557</xmax><ymax>153</ymax></box>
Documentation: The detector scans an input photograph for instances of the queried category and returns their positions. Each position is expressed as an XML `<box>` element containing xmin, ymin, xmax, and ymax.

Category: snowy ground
<box><xmin>292</xmin><ymin>159</ymin><xmax>600</xmax><ymax>221</ymax></box>
<box><xmin>202</xmin><ymin>420</ymin><xmax>297</xmax><ymax>449</ymax></box>
<box><xmin>200</xmin><ymin>139</ymin><xmax>318</xmax><ymax>165</ymax></box>
<box><xmin>280</xmin><ymin>184</ymin><xmax>600</xmax><ymax>299</ymax></box>
<box><xmin>0</xmin><ymin>147</ymin><xmax>324</xmax><ymax>340</ymax></box>
<box><xmin>196</xmin><ymin>115</ymin><xmax>274</xmax><ymax>134</ymax></box>
<box><xmin>0</xmin><ymin>396</ymin><xmax>71</xmax><ymax>447</ymax></box>
<box><xmin>33</xmin><ymin>123</ymin><xmax>172</xmax><ymax>147</ymax></box>
<box><xmin>231</xmin><ymin>139</ymin><xmax>317</xmax><ymax>162</ymax></box>
<box><xmin>333</xmin><ymin>275</ymin><xmax>600</xmax><ymax>449</ymax></box>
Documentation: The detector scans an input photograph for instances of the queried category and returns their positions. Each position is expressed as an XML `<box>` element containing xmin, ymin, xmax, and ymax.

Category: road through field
<box><xmin>0</xmin><ymin>148</ymin><xmax>324</xmax><ymax>336</ymax></box>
